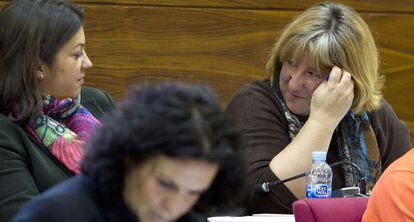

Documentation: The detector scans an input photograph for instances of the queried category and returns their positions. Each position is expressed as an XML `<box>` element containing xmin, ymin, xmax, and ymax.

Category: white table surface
<box><xmin>208</xmin><ymin>214</ymin><xmax>295</xmax><ymax>222</ymax></box>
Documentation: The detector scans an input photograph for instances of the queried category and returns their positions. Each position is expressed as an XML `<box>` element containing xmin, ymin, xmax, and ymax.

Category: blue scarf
<box><xmin>272</xmin><ymin>85</ymin><xmax>381</xmax><ymax>192</ymax></box>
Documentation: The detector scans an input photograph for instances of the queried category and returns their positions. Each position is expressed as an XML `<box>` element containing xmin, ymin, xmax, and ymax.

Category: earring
<box><xmin>39</xmin><ymin>74</ymin><xmax>44</xmax><ymax>80</ymax></box>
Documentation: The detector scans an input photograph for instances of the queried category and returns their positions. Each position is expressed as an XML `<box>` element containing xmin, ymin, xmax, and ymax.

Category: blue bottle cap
<box><xmin>312</xmin><ymin>151</ymin><xmax>327</xmax><ymax>161</ymax></box>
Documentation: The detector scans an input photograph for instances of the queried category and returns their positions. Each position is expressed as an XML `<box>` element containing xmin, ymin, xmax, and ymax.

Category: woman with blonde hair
<box><xmin>226</xmin><ymin>2</ymin><xmax>411</xmax><ymax>213</ymax></box>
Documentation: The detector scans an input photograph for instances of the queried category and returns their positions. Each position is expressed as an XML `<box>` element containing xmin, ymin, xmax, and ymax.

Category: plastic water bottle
<box><xmin>306</xmin><ymin>151</ymin><xmax>332</xmax><ymax>198</ymax></box>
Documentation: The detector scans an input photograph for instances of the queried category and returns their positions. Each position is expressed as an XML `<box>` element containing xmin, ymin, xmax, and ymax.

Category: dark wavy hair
<box><xmin>81</xmin><ymin>82</ymin><xmax>245</xmax><ymax>217</ymax></box>
<box><xmin>0</xmin><ymin>0</ymin><xmax>83</xmax><ymax>123</ymax></box>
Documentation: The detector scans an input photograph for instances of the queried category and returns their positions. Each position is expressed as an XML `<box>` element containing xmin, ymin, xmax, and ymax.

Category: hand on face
<box><xmin>310</xmin><ymin>66</ymin><xmax>354</xmax><ymax>126</ymax></box>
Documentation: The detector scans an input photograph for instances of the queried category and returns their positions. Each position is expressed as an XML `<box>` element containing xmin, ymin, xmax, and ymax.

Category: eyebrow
<box><xmin>307</xmin><ymin>68</ymin><xmax>318</xmax><ymax>73</ymax></box>
<box><xmin>73</xmin><ymin>43</ymin><xmax>85</xmax><ymax>50</ymax></box>
<box><xmin>187</xmin><ymin>188</ymin><xmax>207</xmax><ymax>195</ymax></box>
<box><xmin>158</xmin><ymin>174</ymin><xmax>208</xmax><ymax>195</ymax></box>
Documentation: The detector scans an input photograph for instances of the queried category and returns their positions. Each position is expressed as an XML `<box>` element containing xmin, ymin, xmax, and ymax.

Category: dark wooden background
<box><xmin>1</xmin><ymin>0</ymin><xmax>413</xmax><ymax>144</ymax></box>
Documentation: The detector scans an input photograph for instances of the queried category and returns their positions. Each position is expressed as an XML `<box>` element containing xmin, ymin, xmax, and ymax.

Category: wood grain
<box><xmin>2</xmin><ymin>0</ymin><xmax>414</xmax><ymax>12</ymax></box>
<box><xmin>73</xmin><ymin>0</ymin><xmax>414</xmax><ymax>13</ymax></box>
<box><xmin>85</xmin><ymin>6</ymin><xmax>414</xmax><ymax>144</ymax></box>
<box><xmin>1</xmin><ymin>1</ymin><xmax>413</xmax><ymax>144</ymax></box>
<box><xmin>81</xmin><ymin>6</ymin><xmax>289</xmax><ymax>99</ymax></box>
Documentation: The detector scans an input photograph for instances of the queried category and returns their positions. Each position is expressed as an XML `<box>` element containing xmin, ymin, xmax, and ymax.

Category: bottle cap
<box><xmin>312</xmin><ymin>151</ymin><xmax>327</xmax><ymax>161</ymax></box>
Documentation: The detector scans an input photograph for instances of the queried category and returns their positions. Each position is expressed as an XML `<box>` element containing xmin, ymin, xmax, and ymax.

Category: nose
<box><xmin>288</xmin><ymin>70</ymin><xmax>304</xmax><ymax>92</ymax></box>
<box><xmin>82</xmin><ymin>51</ymin><xmax>93</xmax><ymax>69</ymax></box>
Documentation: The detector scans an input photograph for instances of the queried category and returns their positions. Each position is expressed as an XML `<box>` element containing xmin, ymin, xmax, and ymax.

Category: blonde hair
<box><xmin>266</xmin><ymin>2</ymin><xmax>384</xmax><ymax>114</ymax></box>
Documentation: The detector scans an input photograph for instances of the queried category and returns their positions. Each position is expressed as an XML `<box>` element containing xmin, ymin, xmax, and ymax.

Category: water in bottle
<box><xmin>306</xmin><ymin>151</ymin><xmax>332</xmax><ymax>198</ymax></box>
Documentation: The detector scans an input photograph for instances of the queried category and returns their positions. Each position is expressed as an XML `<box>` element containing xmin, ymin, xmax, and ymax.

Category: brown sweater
<box><xmin>226</xmin><ymin>79</ymin><xmax>412</xmax><ymax>214</ymax></box>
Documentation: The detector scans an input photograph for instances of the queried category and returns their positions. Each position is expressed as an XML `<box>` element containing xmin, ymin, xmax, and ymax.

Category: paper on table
<box><xmin>208</xmin><ymin>214</ymin><xmax>295</xmax><ymax>222</ymax></box>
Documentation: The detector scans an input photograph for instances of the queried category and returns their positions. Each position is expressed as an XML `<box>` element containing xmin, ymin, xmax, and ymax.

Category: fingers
<box><xmin>326</xmin><ymin>66</ymin><xmax>342</xmax><ymax>85</ymax></box>
<box><xmin>327</xmin><ymin>66</ymin><xmax>353</xmax><ymax>87</ymax></box>
<box><xmin>338</xmin><ymin>70</ymin><xmax>354</xmax><ymax>90</ymax></box>
<box><xmin>325</xmin><ymin>67</ymin><xmax>354</xmax><ymax>104</ymax></box>
<box><xmin>337</xmin><ymin>70</ymin><xmax>355</xmax><ymax>106</ymax></box>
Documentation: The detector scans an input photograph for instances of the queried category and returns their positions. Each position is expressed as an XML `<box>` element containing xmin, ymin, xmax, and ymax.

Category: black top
<box><xmin>12</xmin><ymin>175</ymin><xmax>208</xmax><ymax>222</ymax></box>
<box><xmin>0</xmin><ymin>87</ymin><xmax>116</xmax><ymax>221</ymax></box>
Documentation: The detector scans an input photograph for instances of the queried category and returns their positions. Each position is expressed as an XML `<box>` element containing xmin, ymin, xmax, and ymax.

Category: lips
<box><xmin>78</xmin><ymin>76</ymin><xmax>85</xmax><ymax>83</ymax></box>
<box><xmin>287</xmin><ymin>90</ymin><xmax>305</xmax><ymax>99</ymax></box>
<box><xmin>291</xmin><ymin>94</ymin><xmax>304</xmax><ymax>99</ymax></box>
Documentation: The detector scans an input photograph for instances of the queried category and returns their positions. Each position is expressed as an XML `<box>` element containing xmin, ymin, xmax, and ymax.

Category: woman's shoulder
<box><xmin>367</xmin><ymin>98</ymin><xmax>403</xmax><ymax>127</ymax></box>
<box><xmin>81</xmin><ymin>86</ymin><xmax>114</xmax><ymax>105</ymax></box>
<box><xmin>369</xmin><ymin>98</ymin><xmax>393</xmax><ymax>115</ymax></box>
<box><xmin>367</xmin><ymin>97</ymin><xmax>411</xmax><ymax>165</ymax></box>
<box><xmin>0</xmin><ymin>113</ymin><xmax>26</xmax><ymax>139</ymax></box>
<box><xmin>0</xmin><ymin>112</ymin><xmax>12</xmax><ymax>127</ymax></box>
<box><xmin>227</xmin><ymin>78</ymin><xmax>281</xmax><ymax>113</ymax></box>
<box><xmin>80</xmin><ymin>86</ymin><xmax>116</xmax><ymax>118</ymax></box>
<box><xmin>12</xmin><ymin>176</ymin><xmax>103</xmax><ymax>222</ymax></box>
<box><xmin>227</xmin><ymin>79</ymin><xmax>277</xmax><ymax>108</ymax></box>
<box><xmin>231</xmin><ymin>79</ymin><xmax>273</xmax><ymax>97</ymax></box>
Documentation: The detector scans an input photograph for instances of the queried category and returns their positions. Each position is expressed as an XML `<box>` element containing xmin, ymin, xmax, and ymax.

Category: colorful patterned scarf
<box><xmin>26</xmin><ymin>94</ymin><xmax>100</xmax><ymax>173</ymax></box>
<box><xmin>336</xmin><ymin>114</ymin><xmax>382</xmax><ymax>192</ymax></box>
<box><xmin>272</xmin><ymin>85</ymin><xmax>381</xmax><ymax>192</ymax></box>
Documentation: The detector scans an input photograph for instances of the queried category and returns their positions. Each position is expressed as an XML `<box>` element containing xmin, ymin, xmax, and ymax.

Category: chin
<box><xmin>287</xmin><ymin>104</ymin><xmax>309</xmax><ymax>116</ymax></box>
<box><xmin>72</xmin><ymin>89</ymin><xmax>82</xmax><ymax>98</ymax></box>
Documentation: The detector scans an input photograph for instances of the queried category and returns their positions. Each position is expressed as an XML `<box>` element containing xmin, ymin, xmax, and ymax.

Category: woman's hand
<box><xmin>310</xmin><ymin>66</ymin><xmax>354</xmax><ymax>127</ymax></box>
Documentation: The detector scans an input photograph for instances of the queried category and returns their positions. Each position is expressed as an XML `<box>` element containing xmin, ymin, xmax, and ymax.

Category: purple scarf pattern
<box><xmin>26</xmin><ymin>94</ymin><xmax>100</xmax><ymax>173</ymax></box>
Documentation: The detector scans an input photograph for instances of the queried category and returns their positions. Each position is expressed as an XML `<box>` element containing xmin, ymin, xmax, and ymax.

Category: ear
<box><xmin>36</xmin><ymin>59</ymin><xmax>47</xmax><ymax>80</ymax></box>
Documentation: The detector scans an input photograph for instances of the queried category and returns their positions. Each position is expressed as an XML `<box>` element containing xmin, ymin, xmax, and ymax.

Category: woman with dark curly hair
<box><xmin>13</xmin><ymin>82</ymin><xmax>244</xmax><ymax>222</ymax></box>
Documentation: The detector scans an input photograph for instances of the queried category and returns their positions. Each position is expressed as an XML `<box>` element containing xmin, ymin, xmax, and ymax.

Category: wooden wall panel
<box><xmin>2</xmin><ymin>0</ymin><xmax>414</xmax><ymax>12</ymax></box>
<box><xmin>1</xmin><ymin>1</ymin><xmax>413</xmax><ymax>144</ymax></box>
<box><xmin>369</xmin><ymin>14</ymin><xmax>414</xmax><ymax>143</ymax></box>
<box><xmin>72</xmin><ymin>0</ymin><xmax>414</xmax><ymax>13</ymax></box>
<box><xmin>81</xmin><ymin>6</ymin><xmax>292</xmax><ymax>100</ymax></box>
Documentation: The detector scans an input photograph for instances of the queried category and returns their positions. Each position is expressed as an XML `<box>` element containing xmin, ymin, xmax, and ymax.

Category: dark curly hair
<box><xmin>81</xmin><ymin>82</ymin><xmax>245</xmax><ymax>218</ymax></box>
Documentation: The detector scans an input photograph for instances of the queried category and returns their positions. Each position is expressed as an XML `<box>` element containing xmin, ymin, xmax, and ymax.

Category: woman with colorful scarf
<box><xmin>0</xmin><ymin>0</ymin><xmax>115</xmax><ymax>220</ymax></box>
<box><xmin>226</xmin><ymin>2</ymin><xmax>411</xmax><ymax>214</ymax></box>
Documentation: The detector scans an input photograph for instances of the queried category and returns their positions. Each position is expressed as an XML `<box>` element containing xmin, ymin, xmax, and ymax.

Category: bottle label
<box><xmin>306</xmin><ymin>183</ymin><xmax>332</xmax><ymax>198</ymax></box>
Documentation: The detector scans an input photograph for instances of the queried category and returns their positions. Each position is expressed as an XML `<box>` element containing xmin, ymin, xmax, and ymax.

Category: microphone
<box><xmin>255</xmin><ymin>172</ymin><xmax>306</xmax><ymax>194</ymax></box>
<box><xmin>255</xmin><ymin>160</ymin><xmax>366</xmax><ymax>196</ymax></box>
<box><xmin>330</xmin><ymin>161</ymin><xmax>366</xmax><ymax>196</ymax></box>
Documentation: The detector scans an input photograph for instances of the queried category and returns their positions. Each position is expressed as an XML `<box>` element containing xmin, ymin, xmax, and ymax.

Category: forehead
<box><xmin>60</xmin><ymin>27</ymin><xmax>85</xmax><ymax>51</ymax></box>
<box><xmin>279</xmin><ymin>35</ymin><xmax>337</xmax><ymax>72</ymax></box>
<box><xmin>153</xmin><ymin>155</ymin><xmax>219</xmax><ymax>191</ymax></box>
